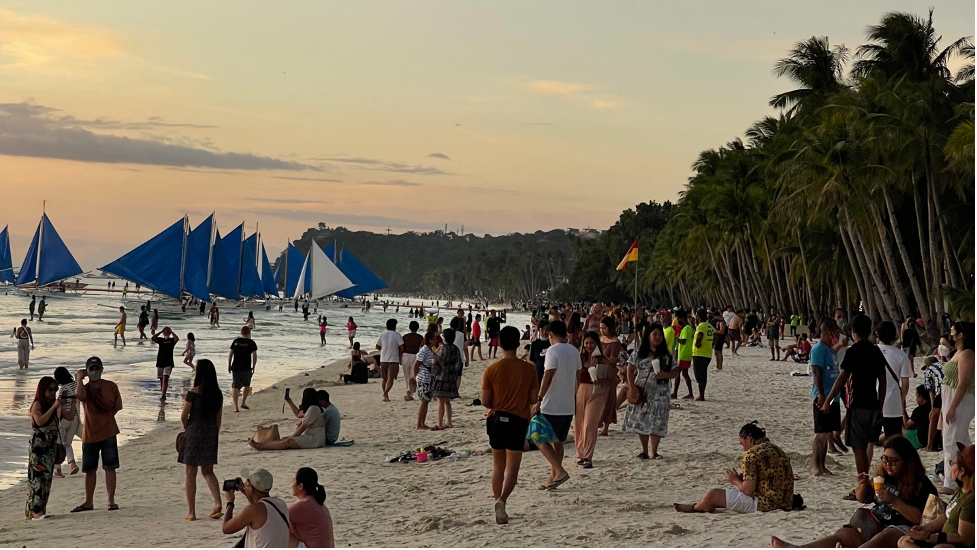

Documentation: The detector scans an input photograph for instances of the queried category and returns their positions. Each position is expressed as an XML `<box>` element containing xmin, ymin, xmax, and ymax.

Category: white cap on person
<box><xmin>240</xmin><ymin>467</ymin><xmax>273</xmax><ymax>492</ymax></box>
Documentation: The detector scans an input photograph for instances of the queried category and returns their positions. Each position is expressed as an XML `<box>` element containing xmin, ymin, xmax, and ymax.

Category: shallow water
<box><xmin>0</xmin><ymin>280</ymin><xmax>527</xmax><ymax>489</ymax></box>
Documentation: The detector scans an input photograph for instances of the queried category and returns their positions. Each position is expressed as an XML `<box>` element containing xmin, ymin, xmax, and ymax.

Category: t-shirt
<box><xmin>840</xmin><ymin>339</ymin><xmax>887</xmax><ymax>410</ymax></box>
<box><xmin>870</xmin><ymin>474</ymin><xmax>937</xmax><ymax>526</ymax></box>
<box><xmin>402</xmin><ymin>332</ymin><xmax>423</xmax><ymax>355</ymax></box>
<box><xmin>677</xmin><ymin>325</ymin><xmax>694</xmax><ymax>362</ymax></box>
<box><xmin>415</xmin><ymin>345</ymin><xmax>434</xmax><ymax>385</ymax></box>
<box><xmin>229</xmin><ymin>337</ymin><xmax>257</xmax><ymax>372</ymax></box>
<box><xmin>909</xmin><ymin>402</ymin><xmax>930</xmax><ymax>441</ymax></box>
<box><xmin>529</xmin><ymin>338</ymin><xmax>550</xmax><ymax>382</ymax></box>
<box><xmin>692</xmin><ymin>322</ymin><xmax>715</xmax><ymax>358</ymax></box>
<box><xmin>723</xmin><ymin>311</ymin><xmax>736</xmax><ymax>326</ymax></box>
<box><xmin>482</xmin><ymin>358</ymin><xmax>539</xmax><ymax>420</ymax></box>
<box><xmin>799</xmin><ymin>339</ymin><xmax>812</xmax><ymax>356</ymax></box>
<box><xmin>58</xmin><ymin>381</ymin><xmax>77</xmax><ymax>415</ymax></box>
<box><xmin>486</xmin><ymin>317</ymin><xmax>501</xmax><ymax>338</ymax></box>
<box><xmin>540</xmin><ymin>342</ymin><xmax>581</xmax><ymax>416</ymax></box>
<box><xmin>943</xmin><ymin>488</ymin><xmax>975</xmax><ymax>535</ymax></box>
<box><xmin>138</xmin><ymin>311</ymin><xmax>149</xmax><ymax>327</ymax></box>
<box><xmin>288</xmin><ymin>496</ymin><xmax>335</xmax><ymax>548</ymax></box>
<box><xmin>663</xmin><ymin>326</ymin><xmax>676</xmax><ymax>357</ymax></box>
<box><xmin>810</xmin><ymin>341</ymin><xmax>839</xmax><ymax>403</ymax></box>
<box><xmin>376</xmin><ymin>330</ymin><xmax>404</xmax><ymax>363</ymax></box>
<box><xmin>878</xmin><ymin>344</ymin><xmax>912</xmax><ymax>418</ymax></box>
<box><xmin>472</xmin><ymin>321</ymin><xmax>481</xmax><ymax>340</ymax></box>
<box><xmin>923</xmin><ymin>364</ymin><xmax>943</xmax><ymax>397</ymax></box>
<box><xmin>155</xmin><ymin>335</ymin><xmax>177</xmax><ymax>367</ymax></box>
<box><xmin>790</xmin><ymin>315</ymin><xmax>800</xmax><ymax>326</ymax></box>
<box><xmin>321</xmin><ymin>403</ymin><xmax>341</xmax><ymax>445</ymax></box>
<box><xmin>741</xmin><ymin>438</ymin><xmax>794</xmax><ymax>512</ymax></box>
<box><xmin>78</xmin><ymin>379</ymin><xmax>123</xmax><ymax>443</ymax></box>
<box><xmin>453</xmin><ymin>330</ymin><xmax>465</xmax><ymax>351</ymax></box>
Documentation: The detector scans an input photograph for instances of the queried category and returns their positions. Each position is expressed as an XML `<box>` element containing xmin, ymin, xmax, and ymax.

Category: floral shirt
<box><xmin>923</xmin><ymin>363</ymin><xmax>943</xmax><ymax>397</ymax></box>
<box><xmin>741</xmin><ymin>437</ymin><xmax>794</xmax><ymax>512</ymax></box>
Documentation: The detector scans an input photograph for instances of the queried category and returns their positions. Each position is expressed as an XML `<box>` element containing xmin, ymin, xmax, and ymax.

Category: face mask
<box><xmin>938</xmin><ymin>345</ymin><xmax>950</xmax><ymax>357</ymax></box>
<box><xmin>88</xmin><ymin>370</ymin><xmax>103</xmax><ymax>381</ymax></box>
<box><xmin>955</xmin><ymin>477</ymin><xmax>965</xmax><ymax>488</ymax></box>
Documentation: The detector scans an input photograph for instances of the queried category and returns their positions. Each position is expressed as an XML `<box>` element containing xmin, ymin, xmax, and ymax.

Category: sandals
<box><xmin>637</xmin><ymin>452</ymin><xmax>650</xmax><ymax>460</ymax></box>
<box><xmin>70</xmin><ymin>505</ymin><xmax>94</xmax><ymax>513</ymax></box>
<box><xmin>581</xmin><ymin>460</ymin><xmax>593</xmax><ymax>469</ymax></box>
<box><xmin>108</xmin><ymin>503</ymin><xmax>119</xmax><ymax>511</ymax></box>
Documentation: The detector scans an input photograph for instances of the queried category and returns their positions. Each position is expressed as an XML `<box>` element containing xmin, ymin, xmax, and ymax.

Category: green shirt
<box><xmin>943</xmin><ymin>360</ymin><xmax>975</xmax><ymax>395</ymax></box>
<box><xmin>790</xmin><ymin>315</ymin><xmax>800</xmax><ymax>326</ymax></box>
<box><xmin>693</xmin><ymin>321</ymin><xmax>715</xmax><ymax>358</ymax></box>
<box><xmin>943</xmin><ymin>488</ymin><xmax>974</xmax><ymax>535</ymax></box>
<box><xmin>677</xmin><ymin>325</ymin><xmax>694</xmax><ymax>362</ymax></box>
<box><xmin>663</xmin><ymin>326</ymin><xmax>676</xmax><ymax>357</ymax></box>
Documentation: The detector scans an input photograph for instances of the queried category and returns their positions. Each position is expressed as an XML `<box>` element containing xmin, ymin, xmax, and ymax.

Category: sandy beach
<box><xmin>1</xmin><ymin>340</ymin><xmax>966</xmax><ymax>548</ymax></box>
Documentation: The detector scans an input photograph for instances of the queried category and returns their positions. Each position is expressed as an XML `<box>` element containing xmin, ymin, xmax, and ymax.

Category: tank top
<box><xmin>15</xmin><ymin>327</ymin><xmax>29</xmax><ymax>339</ymax></box>
<box><xmin>942</xmin><ymin>359</ymin><xmax>974</xmax><ymax>394</ymax></box>
<box><xmin>244</xmin><ymin>498</ymin><xmax>289</xmax><ymax>548</ymax></box>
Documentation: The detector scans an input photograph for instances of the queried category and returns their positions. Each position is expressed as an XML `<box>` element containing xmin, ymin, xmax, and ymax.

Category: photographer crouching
<box><xmin>221</xmin><ymin>467</ymin><xmax>289</xmax><ymax>548</ymax></box>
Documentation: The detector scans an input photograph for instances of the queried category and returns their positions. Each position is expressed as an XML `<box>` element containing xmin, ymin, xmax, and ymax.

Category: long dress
<box><xmin>178</xmin><ymin>391</ymin><xmax>219</xmax><ymax>466</ymax></box>
<box><xmin>622</xmin><ymin>351</ymin><xmax>673</xmax><ymax>437</ymax></box>
<box><xmin>600</xmin><ymin>340</ymin><xmax>624</xmax><ymax>425</ymax></box>
<box><xmin>431</xmin><ymin>343</ymin><xmax>462</xmax><ymax>399</ymax></box>
<box><xmin>26</xmin><ymin>422</ymin><xmax>59</xmax><ymax>518</ymax></box>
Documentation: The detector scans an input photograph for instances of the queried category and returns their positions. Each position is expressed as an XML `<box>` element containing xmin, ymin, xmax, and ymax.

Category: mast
<box><xmin>237</xmin><ymin>221</ymin><xmax>245</xmax><ymax>295</ymax></box>
<box><xmin>35</xmin><ymin>202</ymin><xmax>45</xmax><ymax>288</ymax></box>
<box><xmin>282</xmin><ymin>238</ymin><xmax>288</xmax><ymax>293</ymax></box>
<box><xmin>178</xmin><ymin>215</ymin><xmax>189</xmax><ymax>298</ymax></box>
<box><xmin>206</xmin><ymin>212</ymin><xmax>216</xmax><ymax>287</ymax></box>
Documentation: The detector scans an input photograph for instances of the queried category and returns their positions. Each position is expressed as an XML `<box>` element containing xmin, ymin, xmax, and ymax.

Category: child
<box><xmin>903</xmin><ymin>385</ymin><xmax>939</xmax><ymax>449</ymax></box>
<box><xmin>319</xmin><ymin>317</ymin><xmax>327</xmax><ymax>346</ymax></box>
<box><xmin>182</xmin><ymin>332</ymin><xmax>196</xmax><ymax>368</ymax></box>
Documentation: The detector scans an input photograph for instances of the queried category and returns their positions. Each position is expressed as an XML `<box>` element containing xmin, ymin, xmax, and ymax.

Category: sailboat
<box><xmin>102</xmin><ymin>216</ymin><xmax>211</xmax><ymax>312</ymax></box>
<box><xmin>259</xmin><ymin>240</ymin><xmax>279</xmax><ymax>298</ymax></box>
<box><xmin>273</xmin><ymin>242</ymin><xmax>306</xmax><ymax>297</ymax></box>
<box><xmin>323</xmin><ymin>242</ymin><xmax>387</xmax><ymax>300</ymax></box>
<box><xmin>292</xmin><ymin>241</ymin><xmax>353</xmax><ymax>300</ymax></box>
<box><xmin>221</xmin><ymin>224</ymin><xmax>267</xmax><ymax>308</ymax></box>
<box><xmin>14</xmin><ymin>210</ymin><xmax>85</xmax><ymax>295</ymax></box>
<box><xmin>0</xmin><ymin>225</ymin><xmax>13</xmax><ymax>284</ymax></box>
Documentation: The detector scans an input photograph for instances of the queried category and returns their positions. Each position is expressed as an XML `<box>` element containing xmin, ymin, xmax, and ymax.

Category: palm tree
<box><xmin>770</xmin><ymin>36</ymin><xmax>849</xmax><ymax>113</ymax></box>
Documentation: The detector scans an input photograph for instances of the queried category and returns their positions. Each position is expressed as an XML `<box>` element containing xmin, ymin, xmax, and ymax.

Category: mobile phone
<box><xmin>284</xmin><ymin>388</ymin><xmax>290</xmax><ymax>400</ymax></box>
<box><xmin>222</xmin><ymin>479</ymin><xmax>239</xmax><ymax>492</ymax></box>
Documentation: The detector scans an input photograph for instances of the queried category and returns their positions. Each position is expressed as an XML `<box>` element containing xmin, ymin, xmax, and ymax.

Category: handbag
<box><xmin>526</xmin><ymin>414</ymin><xmax>556</xmax><ymax>445</ymax></box>
<box><xmin>54</xmin><ymin>427</ymin><xmax>67</xmax><ymax>465</ymax></box>
<box><xmin>252</xmin><ymin>424</ymin><xmax>280</xmax><ymax>443</ymax></box>
<box><xmin>627</xmin><ymin>361</ymin><xmax>655</xmax><ymax>406</ymax></box>
<box><xmin>175</xmin><ymin>431</ymin><xmax>185</xmax><ymax>453</ymax></box>
<box><xmin>848</xmin><ymin>508</ymin><xmax>883</xmax><ymax>541</ymax></box>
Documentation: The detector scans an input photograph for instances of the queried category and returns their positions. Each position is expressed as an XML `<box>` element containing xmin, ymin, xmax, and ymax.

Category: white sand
<box><xmin>0</xmin><ymin>344</ymin><xmax>965</xmax><ymax>547</ymax></box>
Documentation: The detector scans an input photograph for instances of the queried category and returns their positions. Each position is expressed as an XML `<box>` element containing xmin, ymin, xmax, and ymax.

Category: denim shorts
<box><xmin>82</xmin><ymin>435</ymin><xmax>120</xmax><ymax>473</ymax></box>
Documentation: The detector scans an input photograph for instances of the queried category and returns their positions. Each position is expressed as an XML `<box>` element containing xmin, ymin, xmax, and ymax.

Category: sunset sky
<box><xmin>1</xmin><ymin>1</ymin><xmax>973</xmax><ymax>269</ymax></box>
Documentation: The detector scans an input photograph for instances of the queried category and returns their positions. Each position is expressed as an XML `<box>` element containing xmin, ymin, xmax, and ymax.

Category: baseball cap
<box><xmin>86</xmin><ymin>356</ymin><xmax>103</xmax><ymax>369</ymax></box>
<box><xmin>957</xmin><ymin>443</ymin><xmax>974</xmax><ymax>475</ymax></box>
<box><xmin>240</xmin><ymin>467</ymin><xmax>273</xmax><ymax>492</ymax></box>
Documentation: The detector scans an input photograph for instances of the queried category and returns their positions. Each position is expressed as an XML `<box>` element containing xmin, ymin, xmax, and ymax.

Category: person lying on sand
<box><xmin>675</xmin><ymin>421</ymin><xmax>794</xmax><ymax>515</ymax></box>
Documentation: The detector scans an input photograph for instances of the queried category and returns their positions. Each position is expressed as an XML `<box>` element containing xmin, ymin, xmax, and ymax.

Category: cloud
<box><xmin>425</xmin><ymin>152</ymin><xmax>450</xmax><ymax>161</ymax></box>
<box><xmin>314</xmin><ymin>155</ymin><xmax>453</xmax><ymax>175</ymax></box>
<box><xmin>272</xmin><ymin>176</ymin><xmax>345</xmax><ymax>183</ymax></box>
<box><xmin>242</xmin><ymin>197</ymin><xmax>332</xmax><ymax>206</ymax></box>
<box><xmin>0</xmin><ymin>101</ymin><xmax>320</xmax><ymax>171</ymax></box>
<box><xmin>522</xmin><ymin>79</ymin><xmax>618</xmax><ymax>110</ymax></box>
<box><xmin>358</xmin><ymin>179</ymin><xmax>422</xmax><ymax>187</ymax></box>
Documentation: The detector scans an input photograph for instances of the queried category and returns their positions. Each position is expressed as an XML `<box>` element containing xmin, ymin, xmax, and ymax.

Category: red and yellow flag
<box><xmin>616</xmin><ymin>238</ymin><xmax>638</xmax><ymax>271</ymax></box>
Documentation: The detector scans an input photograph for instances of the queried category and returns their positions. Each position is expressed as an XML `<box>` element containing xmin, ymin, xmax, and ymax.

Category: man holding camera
<box><xmin>70</xmin><ymin>356</ymin><xmax>123</xmax><ymax>513</ymax></box>
<box><xmin>222</xmin><ymin>467</ymin><xmax>290</xmax><ymax>548</ymax></box>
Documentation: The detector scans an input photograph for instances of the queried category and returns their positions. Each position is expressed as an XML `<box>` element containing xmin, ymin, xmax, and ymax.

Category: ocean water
<box><xmin>0</xmin><ymin>280</ymin><xmax>528</xmax><ymax>490</ymax></box>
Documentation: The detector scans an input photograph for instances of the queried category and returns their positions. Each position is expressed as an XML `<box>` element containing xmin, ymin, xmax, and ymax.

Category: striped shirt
<box><xmin>415</xmin><ymin>345</ymin><xmax>434</xmax><ymax>385</ymax></box>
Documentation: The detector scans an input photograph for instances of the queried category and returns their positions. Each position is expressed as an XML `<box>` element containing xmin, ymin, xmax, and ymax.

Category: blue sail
<box><xmin>324</xmin><ymin>243</ymin><xmax>387</xmax><ymax>300</ymax></box>
<box><xmin>14</xmin><ymin>221</ymin><xmax>39</xmax><ymax>286</ymax></box>
<box><xmin>241</xmin><ymin>233</ymin><xmax>264</xmax><ymax>298</ymax></box>
<box><xmin>183</xmin><ymin>217</ymin><xmax>213</xmax><ymax>302</ymax></box>
<box><xmin>279</xmin><ymin>243</ymin><xmax>305</xmax><ymax>297</ymax></box>
<box><xmin>260</xmin><ymin>244</ymin><xmax>279</xmax><ymax>297</ymax></box>
<box><xmin>102</xmin><ymin>218</ymin><xmax>186</xmax><ymax>298</ymax></box>
<box><xmin>16</xmin><ymin>214</ymin><xmax>84</xmax><ymax>287</ymax></box>
<box><xmin>0</xmin><ymin>225</ymin><xmax>14</xmax><ymax>283</ymax></box>
<box><xmin>209</xmin><ymin>227</ymin><xmax>240</xmax><ymax>300</ymax></box>
<box><xmin>222</xmin><ymin>223</ymin><xmax>244</xmax><ymax>295</ymax></box>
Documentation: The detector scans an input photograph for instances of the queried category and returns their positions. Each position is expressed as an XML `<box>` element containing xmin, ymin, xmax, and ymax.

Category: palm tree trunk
<box><xmin>870</xmin><ymin>203</ymin><xmax>911</xmax><ymax>319</ymax></box>
<box><xmin>795</xmin><ymin>228</ymin><xmax>821</xmax><ymax>324</ymax></box>
<box><xmin>926</xmin><ymin>181</ymin><xmax>946</xmax><ymax>319</ymax></box>
<box><xmin>850</xmin><ymin>222</ymin><xmax>899</xmax><ymax>321</ymax></box>
<box><xmin>721</xmin><ymin>249</ymin><xmax>746</xmax><ymax>307</ymax></box>
<box><xmin>883</xmin><ymin>188</ymin><xmax>934</xmax><ymax>328</ymax></box>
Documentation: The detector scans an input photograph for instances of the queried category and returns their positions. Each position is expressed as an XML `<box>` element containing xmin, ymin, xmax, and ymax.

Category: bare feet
<box><xmin>771</xmin><ymin>536</ymin><xmax>795</xmax><ymax>548</ymax></box>
<box><xmin>247</xmin><ymin>438</ymin><xmax>260</xmax><ymax>450</ymax></box>
<box><xmin>673</xmin><ymin>503</ymin><xmax>698</xmax><ymax>513</ymax></box>
<box><xmin>186</xmin><ymin>514</ymin><xmax>196</xmax><ymax>521</ymax></box>
<box><xmin>382</xmin><ymin>395</ymin><xmax>390</xmax><ymax>402</ymax></box>
<box><xmin>682</xmin><ymin>394</ymin><xmax>694</xmax><ymax>400</ymax></box>
<box><xmin>416</xmin><ymin>424</ymin><xmax>430</xmax><ymax>430</ymax></box>
<box><xmin>53</xmin><ymin>470</ymin><xmax>65</xmax><ymax>478</ymax></box>
<box><xmin>494</xmin><ymin>499</ymin><xmax>508</xmax><ymax>525</ymax></box>
<box><xmin>695</xmin><ymin>396</ymin><xmax>705</xmax><ymax>401</ymax></box>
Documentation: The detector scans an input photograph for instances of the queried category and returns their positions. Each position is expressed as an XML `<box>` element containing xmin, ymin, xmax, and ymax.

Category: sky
<box><xmin>0</xmin><ymin>0</ymin><xmax>973</xmax><ymax>269</ymax></box>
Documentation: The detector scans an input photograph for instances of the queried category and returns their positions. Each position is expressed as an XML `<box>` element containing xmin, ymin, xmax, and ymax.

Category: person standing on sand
<box><xmin>877</xmin><ymin>321</ymin><xmax>912</xmax><ymax>442</ymax></box>
<box><xmin>820</xmin><ymin>314</ymin><xmax>887</xmax><ymax>476</ymax></box>
<box><xmin>26</xmin><ymin>376</ymin><xmax>61</xmax><ymax>519</ymax></box>
<box><xmin>481</xmin><ymin>325</ymin><xmax>538</xmax><ymax>525</ymax></box>
<box><xmin>471</xmin><ymin>314</ymin><xmax>485</xmax><ymax>361</ymax></box>
<box><xmin>672</xmin><ymin>310</ymin><xmax>695</xmax><ymax>400</ymax></box>
<box><xmin>532</xmin><ymin>320</ymin><xmax>580</xmax><ymax>490</ymax></box>
<box><xmin>574</xmin><ymin>331</ymin><xmax>610</xmax><ymax>468</ymax></box>
<box><xmin>597</xmin><ymin>317</ymin><xmax>624</xmax><ymax>437</ymax></box>
<box><xmin>346</xmin><ymin>317</ymin><xmax>357</xmax><ymax>349</ymax></box>
<box><xmin>413</xmin><ymin>331</ymin><xmax>438</xmax><ymax>429</ymax></box>
<box><xmin>28</xmin><ymin>294</ymin><xmax>36</xmax><ymax>321</ymax></box>
<box><xmin>137</xmin><ymin>306</ymin><xmax>149</xmax><ymax>340</ymax></box>
<box><xmin>71</xmin><ymin>356</ymin><xmax>123</xmax><ymax>513</ymax></box>
<box><xmin>765</xmin><ymin>307</ymin><xmax>782</xmax><ymax>361</ymax></box>
<box><xmin>376</xmin><ymin>319</ymin><xmax>404</xmax><ymax>402</ymax></box>
<box><xmin>229</xmin><ymin>326</ymin><xmax>258</xmax><ymax>412</ymax></box>
<box><xmin>114</xmin><ymin>306</ymin><xmax>126</xmax><ymax>347</ymax></box>
<box><xmin>810</xmin><ymin>319</ymin><xmax>841</xmax><ymax>476</ymax></box>
<box><xmin>182</xmin><ymin>332</ymin><xmax>196</xmax><ymax>368</ymax></box>
<box><xmin>624</xmin><ymin>324</ymin><xmax>680</xmax><ymax>460</ymax></box>
<box><xmin>152</xmin><ymin>327</ymin><xmax>179</xmax><ymax>402</ymax></box>
<box><xmin>528</xmin><ymin>319</ymin><xmax>551</xmax><ymax>383</ymax></box>
<box><xmin>691</xmin><ymin>309</ymin><xmax>715</xmax><ymax>401</ymax></box>
<box><xmin>179</xmin><ymin>359</ymin><xmax>223</xmax><ymax>521</ymax></box>
<box><xmin>486</xmin><ymin>310</ymin><xmax>502</xmax><ymax>359</ymax></box>
<box><xmin>150</xmin><ymin>309</ymin><xmax>159</xmax><ymax>336</ymax></box>
<box><xmin>728</xmin><ymin>310</ymin><xmax>744</xmax><ymax>356</ymax></box>
<box><xmin>711</xmin><ymin>310</ymin><xmax>727</xmax><ymax>371</ymax></box>
<box><xmin>37</xmin><ymin>297</ymin><xmax>47</xmax><ymax>321</ymax></box>
<box><xmin>401</xmin><ymin>321</ymin><xmax>423</xmax><ymax>401</ymax></box>
<box><xmin>12</xmin><ymin>319</ymin><xmax>34</xmax><ymax>369</ymax></box>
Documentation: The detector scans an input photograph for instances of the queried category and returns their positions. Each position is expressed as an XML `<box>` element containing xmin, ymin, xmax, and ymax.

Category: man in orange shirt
<box><xmin>72</xmin><ymin>356</ymin><xmax>123</xmax><ymax>512</ymax></box>
<box><xmin>481</xmin><ymin>325</ymin><xmax>538</xmax><ymax>525</ymax></box>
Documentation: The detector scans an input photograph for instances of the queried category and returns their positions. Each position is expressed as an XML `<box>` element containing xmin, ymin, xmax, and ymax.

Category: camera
<box><xmin>222</xmin><ymin>479</ymin><xmax>240</xmax><ymax>492</ymax></box>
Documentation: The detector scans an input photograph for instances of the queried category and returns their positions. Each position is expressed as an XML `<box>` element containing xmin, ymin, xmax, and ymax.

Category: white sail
<box><xmin>292</xmin><ymin>252</ymin><xmax>310</xmax><ymax>299</ymax></box>
<box><xmin>310</xmin><ymin>242</ymin><xmax>353</xmax><ymax>299</ymax></box>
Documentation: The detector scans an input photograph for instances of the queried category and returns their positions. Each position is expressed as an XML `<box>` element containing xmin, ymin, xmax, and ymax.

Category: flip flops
<box><xmin>108</xmin><ymin>504</ymin><xmax>120</xmax><ymax>511</ymax></box>
<box><xmin>548</xmin><ymin>474</ymin><xmax>570</xmax><ymax>489</ymax></box>
<box><xmin>70</xmin><ymin>505</ymin><xmax>93</xmax><ymax>513</ymax></box>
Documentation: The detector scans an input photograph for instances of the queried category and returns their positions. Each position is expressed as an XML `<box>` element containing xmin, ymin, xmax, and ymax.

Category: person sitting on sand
<box><xmin>340</xmin><ymin>351</ymin><xmax>370</xmax><ymax>385</ymax></box>
<box><xmin>288</xmin><ymin>467</ymin><xmax>335</xmax><ymax>548</ymax></box>
<box><xmin>675</xmin><ymin>421</ymin><xmax>793</xmax><ymax>515</ymax></box>
<box><xmin>771</xmin><ymin>435</ymin><xmax>938</xmax><ymax>548</ymax></box>
<box><xmin>249</xmin><ymin>388</ymin><xmax>325</xmax><ymax>451</ymax></box>
<box><xmin>222</xmin><ymin>467</ymin><xmax>290</xmax><ymax>548</ymax></box>
<box><xmin>896</xmin><ymin>443</ymin><xmax>974</xmax><ymax>549</ymax></box>
<box><xmin>782</xmin><ymin>334</ymin><xmax>812</xmax><ymax>363</ymax></box>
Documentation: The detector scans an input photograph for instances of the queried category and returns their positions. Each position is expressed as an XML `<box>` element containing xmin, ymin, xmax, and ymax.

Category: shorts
<box><xmin>713</xmin><ymin>334</ymin><xmax>726</xmax><ymax>350</ymax></box>
<box><xmin>933</xmin><ymin>394</ymin><xmax>942</xmax><ymax>409</ymax></box>
<box><xmin>348</xmin><ymin>330</ymin><xmax>357</xmax><ymax>339</ymax></box>
<box><xmin>728</xmin><ymin>329</ymin><xmax>741</xmax><ymax>342</ymax></box>
<box><xmin>882</xmin><ymin>416</ymin><xmax>904</xmax><ymax>439</ymax></box>
<box><xmin>724</xmin><ymin>488</ymin><xmax>758</xmax><ymax>513</ymax></box>
<box><xmin>846</xmin><ymin>408</ymin><xmax>882</xmax><ymax>451</ymax></box>
<box><xmin>115</xmin><ymin>324</ymin><xmax>126</xmax><ymax>335</ymax></box>
<box><xmin>157</xmin><ymin>365</ymin><xmax>173</xmax><ymax>378</ymax></box>
<box><xmin>82</xmin><ymin>435</ymin><xmax>120</xmax><ymax>473</ymax></box>
<box><xmin>487</xmin><ymin>411</ymin><xmax>529</xmax><ymax>452</ymax></box>
<box><xmin>814</xmin><ymin>400</ymin><xmax>841</xmax><ymax>433</ymax></box>
<box><xmin>232</xmin><ymin>370</ymin><xmax>253</xmax><ymax>389</ymax></box>
<box><xmin>678</xmin><ymin>360</ymin><xmax>691</xmax><ymax>370</ymax></box>
<box><xmin>692</xmin><ymin>356</ymin><xmax>711</xmax><ymax>384</ymax></box>
<box><xmin>380</xmin><ymin>362</ymin><xmax>399</xmax><ymax>379</ymax></box>
<box><xmin>489</xmin><ymin>337</ymin><xmax>500</xmax><ymax>347</ymax></box>
<box><xmin>471</xmin><ymin>338</ymin><xmax>482</xmax><ymax>347</ymax></box>
<box><xmin>542</xmin><ymin>413</ymin><xmax>572</xmax><ymax>442</ymax></box>
<box><xmin>416</xmin><ymin>381</ymin><xmax>433</xmax><ymax>402</ymax></box>
<box><xmin>767</xmin><ymin>328</ymin><xmax>779</xmax><ymax>345</ymax></box>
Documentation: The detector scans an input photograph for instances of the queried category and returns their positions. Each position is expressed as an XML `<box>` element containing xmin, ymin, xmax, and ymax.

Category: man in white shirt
<box><xmin>532</xmin><ymin>320</ymin><xmax>581</xmax><ymax>491</ymax></box>
<box><xmin>876</xmin><ymin>321</ymin><xmax>911</xmax><ymax>441</ymax></box>
<box><xmin>376</xmin><ymin>319</ymin><xmax>404</xmax><ymax>402</ymax></box>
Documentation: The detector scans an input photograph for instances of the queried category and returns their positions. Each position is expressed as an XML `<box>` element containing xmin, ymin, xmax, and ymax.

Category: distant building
<box><xmin>567</xmin><ymin>227</ymin><xmax>601</xmax><ymax>240</ymax></box>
